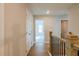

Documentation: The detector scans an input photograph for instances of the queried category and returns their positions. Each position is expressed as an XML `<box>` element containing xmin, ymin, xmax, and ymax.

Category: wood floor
<box><xmin>27</xmin><ymin>43</ymin><xmax>50</xmax><ymax>56</ymax></box>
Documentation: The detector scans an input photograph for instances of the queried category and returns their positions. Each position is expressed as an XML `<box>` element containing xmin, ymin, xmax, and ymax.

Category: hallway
<box><xmin>0</xmin><ymin>3</ymin><xmax>79</xmax><ymax>56</ymax></box>
<box><xmin>27</xmin><ymin>43</ymin><xmax>49</xmax><ymax>56</ymax></box>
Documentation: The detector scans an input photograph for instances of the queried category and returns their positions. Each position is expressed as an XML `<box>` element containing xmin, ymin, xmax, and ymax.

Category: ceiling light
<box><xmin>46</xmin><ymin>10</ymin><xmax>50</xmax><ymax>14</ymax></box>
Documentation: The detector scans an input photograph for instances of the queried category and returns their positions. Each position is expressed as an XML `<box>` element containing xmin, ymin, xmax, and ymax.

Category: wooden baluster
<box><xmin>49</xmin><ymin>31</ymin><xmax>53</xmax><ymax>55</ymax></box>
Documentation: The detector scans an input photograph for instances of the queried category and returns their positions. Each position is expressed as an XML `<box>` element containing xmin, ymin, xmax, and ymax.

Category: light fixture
<box><xmin>46</xmin><ymin>10</ymin><xmax>50</xmax><ymax>14</ymax></box>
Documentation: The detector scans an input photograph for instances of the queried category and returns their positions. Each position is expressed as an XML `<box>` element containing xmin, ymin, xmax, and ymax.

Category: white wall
<box><xmin>53</xmin><ymin>19</ymin><xmax>61</xmax><ymax>38</ymax></box>
<box><xmin>68</xmin><ymin>4</ymin><xmax>79</xmax><ymax>36</ymax></box>
<box><xmin>0</xmin><ymin>4</ymin><xmax>4</xmax><ymax>56</ymax></box>
<box><xmin>26</xmin><ymin>8</ymin><xmax>35</xmax><ymax>55</ymax></box>
<box><xmin>34</xmin><ymin>15</ymin><xmax>61</xmax><ymax>43</ymax></box>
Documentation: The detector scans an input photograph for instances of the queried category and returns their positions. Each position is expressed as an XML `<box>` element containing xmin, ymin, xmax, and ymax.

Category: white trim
<box><xmin>26</xmin><ymin>42</ymin><xmax>35</xmax><ymax>56</ymax></box>
<box><xmin>26</xmin><ymin>47</ymin><xmax>31</xmax><ymax>56</ymax></box>
<box><xmin>48</xmin><ymin>51</ymin><xmax>52</xmax><ymax>56</ymax></box>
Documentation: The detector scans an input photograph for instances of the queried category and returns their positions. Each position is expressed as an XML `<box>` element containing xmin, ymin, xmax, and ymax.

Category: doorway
<box><xmin>61</xmin><ymin>20</ymin><xmax>68</xmax><ymax>38</ymax></box>
<box><xmin>35</xmin><ymin>20</ymin><xmax>45</xmax><ymax>43</ymax></box>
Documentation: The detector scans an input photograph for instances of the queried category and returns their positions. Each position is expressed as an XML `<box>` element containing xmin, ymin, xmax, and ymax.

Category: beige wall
<box><xmin>0</xmin><ymin>4</ymin><xmax>4</xmax><ymax>56</ymax></box>
<box><xmin>4</xmin><ymin>4</ymin><xmax>26</xmax><ymax>56</ymax></box>
<box><xmin>34</xmin><ymin>16</ymin><xmax>61</xmax><ymax>43</ymax></box>
<box><xmin>0</xmin><ymin>3</ymin><xmax>34</xmax><ymax>56</ymax></box>
<box><xmin>68</xmin><ymin>4</ymin><xmax>79</xmax><ymax>36</ymax></box>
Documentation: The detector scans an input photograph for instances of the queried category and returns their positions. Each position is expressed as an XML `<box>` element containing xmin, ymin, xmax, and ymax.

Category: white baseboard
<box><xmin>48</xmin><ymin>51</ymin><xmax>52</xmax><ymax>56</ymax></box>
<box><xmin>26</xmin><ymin>49</ymin><xmax>30</xmax><ymax>56</ymax></box>
<box><xmin>26</xmin><ymin>42</ymin><xmax>35</xmax><ymax>56</ymax></box>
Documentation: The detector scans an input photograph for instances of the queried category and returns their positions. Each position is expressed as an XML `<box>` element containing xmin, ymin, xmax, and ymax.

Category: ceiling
<box><xmin>27</xmin><ymin>3</ymin><xmax>75</xmax><ymax>16</ymax></box>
